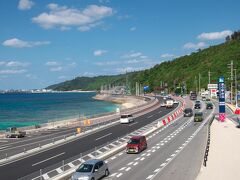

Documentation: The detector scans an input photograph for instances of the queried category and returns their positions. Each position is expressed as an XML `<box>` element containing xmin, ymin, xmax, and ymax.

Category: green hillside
<box><xmin>47</xmin><ymin>39</ymin><xmax>240</xmax><ymax>93</ymax></box>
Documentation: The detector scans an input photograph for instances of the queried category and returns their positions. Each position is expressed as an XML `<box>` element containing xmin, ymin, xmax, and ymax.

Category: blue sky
<box><xmin>0</xmin><ymin>0</ymin><xmax>239</xmax><ymax>89</ymax></box>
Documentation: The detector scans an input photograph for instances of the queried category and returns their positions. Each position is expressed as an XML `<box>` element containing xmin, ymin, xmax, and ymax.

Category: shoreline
<box><xmin>93</xmin><ymin>93</ymin><xmax>147</xmax><ymax>109</ymax></box>
<box><xmin>0</xmin><ymin>93</ymin><xmax>148</xmax><ymax>136</ymax></box>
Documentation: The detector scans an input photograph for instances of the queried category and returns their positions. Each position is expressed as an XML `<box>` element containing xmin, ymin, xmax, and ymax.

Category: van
<box><xmin>120</xmin><ymin>114</ymin><xmax>133</xmax><ymax>124</ymax></box>
<box><xmin>126</xmin><ymin>136</ymin><xmax>147</xmax><ymax>154</ymax></box>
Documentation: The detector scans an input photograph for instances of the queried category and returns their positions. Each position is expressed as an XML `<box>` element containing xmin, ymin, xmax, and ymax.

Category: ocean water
<box><xmin>0</xmin><ymin>92</ymin><xmax>118</xmax><ymax>130</ymax></box>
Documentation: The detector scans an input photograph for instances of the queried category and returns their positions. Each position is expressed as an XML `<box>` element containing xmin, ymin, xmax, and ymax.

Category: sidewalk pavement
<box><xmin>196</xmin><ymin>117</ymin><xmax>240</xmax><ymax>180</ymax></box>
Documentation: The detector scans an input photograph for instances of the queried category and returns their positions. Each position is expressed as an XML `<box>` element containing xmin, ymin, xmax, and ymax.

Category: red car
<box><xmin>126</xmin><ymin>136</ymin><xmax>147</xmax><ymax>154</ymax></box>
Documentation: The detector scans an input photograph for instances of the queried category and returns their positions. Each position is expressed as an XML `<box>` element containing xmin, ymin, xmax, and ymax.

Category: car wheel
<box><xmin>91</xmin><ymin>178</ymin><xmax>94</xmax><ymax>180</ymax></box>
<box><xmin>105</xmin><ymin>169</ymin><xmax>109</xmax><ymax>176</ymax></box>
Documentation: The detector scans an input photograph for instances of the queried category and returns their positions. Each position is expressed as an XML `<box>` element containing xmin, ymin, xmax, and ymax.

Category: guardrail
<box><xmin>17</xmin><ymin>98</ymin><xmax>185</xmax><ymax>180</ymax></box>
<box><xmin>0</xmin><ymin>96</ymin><xmax>159</xmax><ymax>164</ymax></box>
<box><xmin>203</xmin><ymin>115</ymin><xmax>215</xmax><ymax>167</ymax></box>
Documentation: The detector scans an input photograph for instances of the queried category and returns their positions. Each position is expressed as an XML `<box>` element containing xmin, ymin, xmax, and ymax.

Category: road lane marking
<box><xmin>32</xmin><ymin>152</ymin><xmax>65</xmax><ymax>166</ymax></box>
<box><xmin>95</xmin><ymin>133</ymin><xmax>112</xmax><ymax>141</ymax></box>
<box><xmin>128</xmin><ymin>122</ymin><xmax>138</xmax><ymax>127</ymax></box>
<box><xmin>133</xmin><ymin>162</ymin><xmax>138</xmax><ymax>166</ymax></box>
<box><xmin>146</xmin><ymin>175</ymin><xmax>154</xmax><ymax>179</ymax></box>
<box><xmin>119</xmin><ymin>167</ymin><xmax>126</xmax><ymax>171</ymax></box>
<box><xmin>140</xmin><ymin>157</ymin><xmax>145</xmax><ymax>161</ymax></box>
<box><xmin>125</xmin><ymin>167</ymin><xmax>131</xmax><ymax>171</ymax></box>
<box><xmin>127</xmin><ymin>162</ymin><xmax>133</xmax><ymax>165</ymax></box>
<box><xmin>111</xmin><ymin>156</ymin><xmax>116</xmax><ymax>160</ymax></box>
<box><xmin>154</xmin><ymin>168</ymin><xmax>160</xmax><ymax>172</ymax></box>
<box><xmin>147</xmin><ymin>115</ymin><xmax>154</xmax><ymax>118</ymax></box>
<box><xmin>110</xmin><ymin>173</ymin><xmax>117</xmax><ymax>177</ymax></box>
<box><xmin>116</xmin><ymin>173</ymin><xmax>123</xmax><ymax>177</ymax></box>
<box><xmin>0</xmin><ymin>145</ymin><xmax>10</xmax><ymax>150</ymax></box>
<box><xmin>160</xmin><ymin>163</ymin><xmax>166</xmax><ymax>167</ymax></box>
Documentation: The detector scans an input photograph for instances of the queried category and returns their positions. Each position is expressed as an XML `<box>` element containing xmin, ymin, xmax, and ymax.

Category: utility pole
<box><xmin>234</xmin><ymin>69</ymin><xmax>237</xmax><ymax>107</ymax></box>
<box><xmin>195</xmin><ymin>76</ymin><xmax>197</xmax><ymax>93</ymax></box>
<box><xmin>208</xmin><ymin>70</ymin><xmax>211</xmax><ymax>84</ymax></box>
<box><xmin>229</xmin><ymin>61</ymin><xmax>234</xmax><ymax>104</ymax></box>
<box><xmin>199</xmin><ymin>73</ymin><xmax>201</xmax><ymax>95</ymax></box>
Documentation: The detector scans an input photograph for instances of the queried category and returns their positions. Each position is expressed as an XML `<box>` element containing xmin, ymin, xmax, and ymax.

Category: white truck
<box><xmin>5</xmin><ymin>127</ymin><xmax>26</xmax><ymax>138</ymax></box>
<box><xmin>166</xmin><ymin>99</ymin><xmax>174</xmax><ymax>108</ymax></box>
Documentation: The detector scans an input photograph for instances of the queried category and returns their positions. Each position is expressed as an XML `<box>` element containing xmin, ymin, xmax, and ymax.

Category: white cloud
<box><xmin>32</xmin><ymin>4</ymin><xmax>113</xmax><ymax>31</ymax></box>
<box><xmin>160</xmin><ymin>53</ymin><xmax>175</xmax><ymax>58</ymax></box>
<box><xmin>95</xmin><ymin>61</ymin><xmax>120</xmax><ymax>66</ymax></box>
<box><xmin>0</xmin><ymin>69</ymin><xmax>26</xmax><ymax>75</ymax></box>
<box><xmin>45</xmin><ymin>61</ymin><xmax>61</xmax><ymax>66</ymax></box>
<box><xmin>197</xmin><ymin>30</ymin><xmax>232</xmax><ymax>40</ymax></box>
<box><xmin>130</xmin><ymin>27</ymin><xmax>136</xmax><ymax>31</ymax></box>
<box><xmin>2</xmin><ymin>38</ymin><xmax>50</xmax><ymax>48</ymax></box>
<box><xmin>50</xmin><ymin>66</ymin><xmax>63</xmax><ymax>72</ymax></box>
<box><xmin>123</xmin><ymin>52</ymin><xmax>143</xmax><ymax>59</ymax></box>
<box><xmin>18</xmin><ymin>0</ymin><xmax>34</xmax><ymax>10</ymax></box>
<box><xmin>58</xmin><ymin>75</ymin><xmax>68</xmax><ymax>80</ymax></box>
<box><xmin>94</xmin><ymin>49</ymin><xmax>107</xmax><ymax>56</ymax></box>
<box><xmin>25</xmin><ymin>74</ymin><xmax>37</xmax><ymax>79</ymax></box>
<box><xmin>0</xmin><ymin>61</ymin><xmax>29</xmax><ymax>67</ymax></box>
<box><xmin>183</xmin><ymin>42</ymin><xmax>207</xmax><ymax>50</ymax></box>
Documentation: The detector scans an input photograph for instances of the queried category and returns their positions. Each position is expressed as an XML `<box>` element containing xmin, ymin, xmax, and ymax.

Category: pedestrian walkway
<box><xmin>196</xmin><ymin>117</ymin><xmax>240</xmax><ymax>180</ymax></box>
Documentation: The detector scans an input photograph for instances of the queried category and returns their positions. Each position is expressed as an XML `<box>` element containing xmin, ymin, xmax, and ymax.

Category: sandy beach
<box><xmin>93</xmin><ymin>94</ymin><xmax>148</xmax><ymax>109</ymax></box>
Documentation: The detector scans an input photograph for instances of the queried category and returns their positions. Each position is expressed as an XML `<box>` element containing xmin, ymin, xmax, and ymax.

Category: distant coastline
<box><xmin>0</xmin><ymin>89</ymin><xmax>96</xmax><ymax>94</ymax></box>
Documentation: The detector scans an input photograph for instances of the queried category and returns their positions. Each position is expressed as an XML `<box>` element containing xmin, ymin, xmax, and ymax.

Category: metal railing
<box><xmin>203</xmin><ymin>115</ymin><xmax>215</xmax><ymax>167</ymax></box>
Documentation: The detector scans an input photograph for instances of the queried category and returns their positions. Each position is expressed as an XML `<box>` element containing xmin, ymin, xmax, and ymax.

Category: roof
<box><xmin>83</xmin><ymin>159</ymin><xmax>102</xmax><ymax>164</ymax></box>
<box><xmin>130</xmin><ymin>135</ymin><xmax>145</xmax><ymax>140</ymax></box>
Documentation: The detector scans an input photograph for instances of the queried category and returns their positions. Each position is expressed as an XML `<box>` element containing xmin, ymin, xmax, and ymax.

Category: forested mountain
<box><xmin>47</xmin><ymin>39</ymin><xmax>240</xmax><ymax>93</ymax></box>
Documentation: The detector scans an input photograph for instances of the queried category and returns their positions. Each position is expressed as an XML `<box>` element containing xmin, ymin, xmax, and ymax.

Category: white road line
<box><xmin>42</xmin><ymin>174</ymin><xmax>49</xmax><ymax>179</ymax></box>
<box><xmin>160</xmin><ymin>163</ymin><xmax>166</xmax><ymax>167</ymax></box>
<box><xmin>110</xmin><ymin>173</ymin><xmax>118</xmax><ymax>177</ymax></box>
<box><xmin>119</xmin><ymin>167</ymin><xmax>126</xmax><ymax>171</ymax></box>
<box><xmin>0</xmin><ymin>145</ymin><xmax>10</xmax><ymax>150</ymax></box>
<box><xmin>154</xmin><ymin>168</ymin><xmax>160</xmax><ymax>172</ymax></box>
<box><xmin>129</xmin><ymin>122</ymin><xmax>138</xmax><ymax>126</ymax></box>
<box><xmin>127</xmin><ymin>162</ymin><xmax>133</xmax><ymax>165</ymax></box>
<box><xmin>147</xmin><ymin>153</ymin><xmax>151</xmax><ymax>156</ymax></box>
<box><xmin>118</xmin><ymin>152</ymin><xmax>123</xmax><ymax>156</ymax></box>
<box><xmin>135</xmin><ymin>157</ymin><xmax>140</xmax><ymax>161</ymax></box>
<box><xmin>56</xmin><ymin>167</ymin><xmax>63</xmax><ymax>173</ymax></box>
<box><xmin>171</xmin><ymin>154</ymin><xmax>175</xmax><ymax>157</ymax></box>
<box><xmin>148</xmin><ymin>115</ymin><xmax>154</xmax><ymax>118</ymax></box>
<box><xmin>125</xmin><ymin>167</ymin><xmax>131</xmax><ymax>171</ymax></box>
<box><xmin>141</xmin><ymin>153</ymin><xmax>146</xmax><ymax>156</ymax></box>
<box><xmin>0</xmin><ymin>140</ymin><xmax>8</xmax><ymax>143</ymax></box>
<box><xmin>116</xmin><ymin>173</ymin><xmax>123</xmax><ymax>177</ymax></box>
<box><xmin>146</xmin><ymin>175</ymin><xmax>154</xmax><ymax>179</ymax></box>
<box><xmin>133</xmin><ymin>162</ymin><xmax>138</xmax><ymax>166</ymax></box>
<box><xmin>140</xmin><ymin>157</ymin><xmax>145</xmax><ymax>161</ymax></box>
<box><xmin>32</xmin><ymin>152</ymin><xmax>65</xmax><ymax>166</ymax></box>
<box><xmin>111</xmin><ymin>156</ymin><xmax>116</xmax><ymax>160</ymax></box>
<box><xmin>152</xmin><ymin>149</ymin><xmax>156</xmax><ymax>153</ymax></box>
<box><xmin>166</xmin><ymin>158</ymin><xmax>171</xmax><ymax>161</ymax></box>
<box><xmin>95</xmin><ymin>133</ymin><xmax>112</xmax><ymax>141</ymax></box>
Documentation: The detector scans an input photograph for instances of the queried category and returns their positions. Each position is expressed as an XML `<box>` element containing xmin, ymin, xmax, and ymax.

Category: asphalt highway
<box><xmin>0</xmin><ymin>98</ymin><xmax>159</xmax><ymax>159</ymax></box>
<box><xmin>0</xmin><ymin>98</ymin><xmax>178</xmax><ymax>180</ymax></box>
<box><xmin>104</xmin><ymin>100</ymin><xmax>215</xmax><ymax>180</ymax></box>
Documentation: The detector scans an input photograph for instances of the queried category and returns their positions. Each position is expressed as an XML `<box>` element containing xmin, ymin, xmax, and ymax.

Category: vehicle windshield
<box><xmin>121</xmin><ymin>115</ymin><xmax>128</xmax><ymax>118</ymax></box>
<box><xmin>76</xmin><ymin>164</ymin><xmax>93</xmax><ymax>173</ymax></box>
<box><xmin>195</xmin><ymin>101</ymin><xmax>200</xmax><ymax>104</ymax></box>
<box><xmin>128</xmin><ymin>138</ymin><xmax>140</xmax><ymax>144</ymax></box>
<box><xmin>195</xmin><ymin>113</ymin><xmax>203</xmax><ymax>117</ymax></box>
<box><xmin>184</xmin><ymin>109</ymin><xmax>192</xmax><ymax>113</ymax></box>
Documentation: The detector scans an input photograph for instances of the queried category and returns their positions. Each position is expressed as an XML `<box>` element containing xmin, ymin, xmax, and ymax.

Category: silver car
<box><xmin>71</xmin><ymin>159</ymin><xmax>109</xmax><ymax>180</ymax></box>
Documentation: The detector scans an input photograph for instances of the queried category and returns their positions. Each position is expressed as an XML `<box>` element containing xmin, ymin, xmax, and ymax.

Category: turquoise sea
<box><xmin>0</xmin><ymin>92</ymin><xmax>118</xmax><ymax>130</ymax></box>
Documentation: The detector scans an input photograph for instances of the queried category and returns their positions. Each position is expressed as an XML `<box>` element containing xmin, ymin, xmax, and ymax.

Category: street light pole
<box><xmin>234</xmin><ymin>69</ymin><xmax>237</xmax><ymax>107</ymax></box>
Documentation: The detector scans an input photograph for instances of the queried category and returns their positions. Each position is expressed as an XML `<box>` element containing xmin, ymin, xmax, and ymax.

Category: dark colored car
<box><xmin>183</xmin><ymin>108</ymin><xmax>193</xmax><ymax>117</ymax></box>
<box><xmin>194</xmin><ymin>101</ymin><xmax>201</xmax><ymax>109</ymax></box>
<box><xmin>126</xmin><ymin>136</ymin><xmax>147</xmax><ymax>154</ymax></box>
<box><xmin>194</xmin><ymin>112</ymin><xmax>203</xmax><ymax>122</ymax></box>
<box><xmin>206</xmin><ymin>102</ymin><xmax>213</xmax><ymax>109</ymax></box>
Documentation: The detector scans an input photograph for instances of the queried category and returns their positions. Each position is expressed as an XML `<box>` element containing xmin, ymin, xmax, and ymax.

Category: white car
<box><xmin>160</xmin><ymin>102</ymin><xmax>166</xmax><ymax>107</ymax></box>
<box><xmin>173</xmin><ymin>100</ymin><xmax>179</xmax><ymax>104</ymax></box>
<box><xmin>120</xmin><ymin>114</ymin><xmax>134</xmax><ymax>124</ymax></box>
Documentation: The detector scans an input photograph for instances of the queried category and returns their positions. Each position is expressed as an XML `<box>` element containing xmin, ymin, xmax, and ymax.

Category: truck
<box><xmin>5</xmin><ymin>127</ymin><xmax>26</xmax><ymax>138</ymax></box>
<box><xmin>190</xmin><ymin>91</ymin><xmax>197</xmax><ymax>100</ymax></box>
<box><xmin>166</xmin><ymin>99</ymin><xmax>174</xmax><ymax>108</ymax></box>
